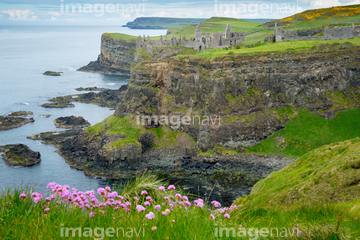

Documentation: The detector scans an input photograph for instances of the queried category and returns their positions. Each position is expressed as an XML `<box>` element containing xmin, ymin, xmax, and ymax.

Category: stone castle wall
<box><xmin>136</xmin><ymin>24</ymin><xmax>245</xmax><ymax>52</ymax></box>
<box><xmin>273</xmin><ymin>22</ymin><xmax>360</xmax><ymax>42</ymax></box>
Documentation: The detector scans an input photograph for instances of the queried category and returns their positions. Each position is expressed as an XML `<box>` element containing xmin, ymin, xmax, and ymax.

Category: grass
<box><xmin>2</xmin><ymin>166</ymin><xmax>360</xmax><ymax>239</ymax></box>
<box><xmin>175</xmin><ymin>37</ymin><xmax>360</xmax><ymax>61</ymax></box>
<box><xmin>246</xmin><ymin>108</ymin><xmax>360</xmax><ymax>158</ymax></box>
<box><xmin>86</xmin><ymin>115</ymin><xmax>194</xmax><ymax>149</ymax></box>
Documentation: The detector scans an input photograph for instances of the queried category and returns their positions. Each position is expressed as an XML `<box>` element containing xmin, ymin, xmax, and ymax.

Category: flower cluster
<box><xmin>18</xmin><ymin>182</ymin><xmax>240</xmax><ymax>230</ymax></box>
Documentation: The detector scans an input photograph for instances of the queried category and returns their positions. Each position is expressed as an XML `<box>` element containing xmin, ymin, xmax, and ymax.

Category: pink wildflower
<box><xmin>224</xmin><ymin>213</ymin><xmax>230</xmax><ymax>219</ymax></box>
<box><xmin>97</xmin><ymin>188</ymin><xmax>106</xmax><ymax>195</ymax></box>
<box><xmin>105</xmin><ymin>186</ymin><xmax>111</xmax><ymax>192</ymax></box>
<box><xmin>159</xmin><ymin>186</ymin><xmax>165</xmax><ymax>191</ymax></box>
<box><xmin>44</xmin><ymin>208</ymin><xmax>50</xmax><ymax>212</ymax></box>
<box><xmin>141</xmin><ymin>190</ymin><xmax>148</xmax><ymax>196</ymax></box>
<box><xmin>136</xmin><ymin>205</ymin><xmax>146</xmax><ymax>212</ymax></box>
<box><xmin>145</xmin><ymin>212</ymin><xmax>155</xmax><ymax>219</ymax></box>
<box><xmin>19</xmin><ymin>192</ymin><xmax>27</xmax><ymax>199</ymax></box>
<box><xmin>146</xmin><ymin>196</ymin><xmax>152</xmax><ymax>201</ymax></box>
<box><xmin>211</xmin><ymin>200</ymin><xmax>221</xmax><ymax>208</ymax></box>
<box><xmin>194</xmin><ymin>198</ymin><xmax>204</xmax><ymax>208</ymax></box>
<box><xmin>151</xmin><ymin>226</ymin><xmax>157</xmax><ymax>231</ymax></box>
<box><xmin>175</xmin><ymin>193</ymin><xmax>182</xmax><ymax>200</ymax></box>
<box><xmin>89</xmin><ymin>212</ymin><xmax>96</xmax><ymax>218</ymax></box>
<box><xmin>134</xmin><ymin>197</ymin><xmax>139</xmax><ymax>201</ymax></box>
<box><xmin>168</xmin><ymin>185</ymin><xmax>176</xmax><ymax>190</ymax></box>
<box><xmin>210</xmin><ymin>214</ymin><xmax>215</xmax><ymax>220</ymax></box>
<box><xmin>144</xmin><ymin>201</ymin><xmax>151</xmax><ymax>206</ymax></box>
<box><xmin>154</xmin><ymin>205</ymin><xmax>161</xmax><ymax>211</ymax></box>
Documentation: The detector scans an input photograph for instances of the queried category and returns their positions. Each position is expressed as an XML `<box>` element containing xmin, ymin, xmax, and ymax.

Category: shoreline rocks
<box><xmin>54</xmin><ymin>116</ymin><xmax>90</xmax><ymax>129</ymax></box>
<box><xmin>0</xmin><ymin>144</ymin><xmax>41</xmax><ymax>167</ymax></box>
<box><xmin>8</xmin><ymin>111</ymin><xmax>33</xmax><ymax>117</ymax></box>
<box><xmin>0</xmin><ymin>116</ymin><xmax>35</xmax><ymax>131</ymax></box>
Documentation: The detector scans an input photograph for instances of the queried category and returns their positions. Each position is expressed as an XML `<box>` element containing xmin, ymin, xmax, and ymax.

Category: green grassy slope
<box><xmin>246</xmin><ymin>108</ymin><xmax>360</xmax><ymax>158</ymax></box>
<box><xmin>238</xmin><ymin>138</ymin><xmax>360</xmax><ymax>206</ymax></box>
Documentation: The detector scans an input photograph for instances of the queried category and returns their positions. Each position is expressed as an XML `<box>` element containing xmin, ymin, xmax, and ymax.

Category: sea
<box><xmin>0</xmin><ymin>26</ymin><xmax>167</xmax><ymax>193</ymax></box>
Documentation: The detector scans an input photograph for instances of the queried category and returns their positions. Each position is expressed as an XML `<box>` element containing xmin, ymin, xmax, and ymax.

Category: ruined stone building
<box><xmin>136</xmin><ymin>24</ymin><xmax>245</xmax><ymax>52</ymax></box>
<box><xmin>271</xmin><ymin>22</ymin><xmax>360</xmax><ymax>42</ymax></box>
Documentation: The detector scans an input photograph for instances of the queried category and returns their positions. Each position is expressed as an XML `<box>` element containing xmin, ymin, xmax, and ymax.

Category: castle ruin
<box><xmin>271</xmin><ymin>22</ymin><xmax>360</xmax><ymax>42</ymax></box>
<box><xmin>136</xmin><ymin>24</ymin><xmax>244</xmax><ymax>52</ymax></box>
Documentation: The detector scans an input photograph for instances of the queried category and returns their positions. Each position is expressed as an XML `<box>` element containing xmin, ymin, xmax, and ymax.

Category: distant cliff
<box><xmin>78</xmin><ymin>33</ymin><xmax>136</xmax><ymax>76</ymax></box>
<box><xmin>123</xmin><ymin>17</ymin><xmax>207</xmax><ymax>29</ymax></box>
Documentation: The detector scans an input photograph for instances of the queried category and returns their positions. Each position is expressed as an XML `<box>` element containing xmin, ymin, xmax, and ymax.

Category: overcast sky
<box><xmin>0</xmin><ymin>0</ymin><xmax>359</xmax><ymax>26</ymax></box>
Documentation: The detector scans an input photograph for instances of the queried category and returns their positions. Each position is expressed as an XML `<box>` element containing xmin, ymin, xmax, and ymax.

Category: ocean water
<box><xmin>0</xmin><ymin>26</ymin><xmax>167</xmax><ymax>192</ymax></box>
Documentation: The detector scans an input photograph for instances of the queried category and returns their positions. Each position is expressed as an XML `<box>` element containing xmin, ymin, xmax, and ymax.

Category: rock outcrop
<box><xmin>54</xmin><ymin>116</ymin><xmax>90</xmax><ymax>129</ymax></box>
<box><xmin>0</xmin><ymin>116</ymin><xmax>35</xmax><ymax>131</ymax></box>
<box><xmin>0</xmin><ymin>144</ymin><xmax>41</xmax><ymax>167</ymax></box>
<box><xmin>78</xmin><ymin>33</ymin><xmax>136</xmax><ymax>76</ymax></box>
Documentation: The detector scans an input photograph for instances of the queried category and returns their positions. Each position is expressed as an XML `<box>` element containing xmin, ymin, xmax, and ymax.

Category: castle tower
<box><xmin>195</xmin><ymin>24</ymin><xmax>203</xmax><ymax>40</ymax></box>
<box><xmin>224</xmin><ymin>24</ymin><xmax>232</xmax><ymax>39</ymax></box>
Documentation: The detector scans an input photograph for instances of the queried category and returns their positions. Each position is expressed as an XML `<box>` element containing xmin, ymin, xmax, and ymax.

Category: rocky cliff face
<box><xmin>78</xmin><ymin>34</ymin><xmax>136</xmax><ymax>75</ymax></box>
<box><xmin>117</xmin><ymin>45</ymin><xmax>360</xmax><ymax>151</ymax></box>
<box><xmin>58</xmin><ymin>44</ymin><xmax>360</xmax><ymax>203</ymax></box>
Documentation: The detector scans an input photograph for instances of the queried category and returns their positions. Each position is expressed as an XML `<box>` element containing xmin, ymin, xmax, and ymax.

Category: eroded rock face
<box><xmin>116</xmin><ymin>47</ymin><xmax>360</xmax><ymax>151</ymax></box>
<box><xmin>78</xmin><ymin>34</ymin><xmax>136</xmax><ymax>76</ymax></box>
<box><xmin>0</xmin><ymin>144</ymin><xmax>41</xmax><ymax>167</ymax></box>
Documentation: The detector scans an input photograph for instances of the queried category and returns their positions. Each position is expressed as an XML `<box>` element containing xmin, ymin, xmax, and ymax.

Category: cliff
<box><xmin>60</xmin><ymin>43</ymin><xmax>360</xmax><ymax>176</ymax></box>
<box><xmin>78</xmin><ymin>33</ymin><xmax>136</xmax><ymax>76</ymax></box>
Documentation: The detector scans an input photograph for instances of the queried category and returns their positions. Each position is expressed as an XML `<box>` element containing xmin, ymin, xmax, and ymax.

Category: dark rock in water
<box><xmin>43</xmin><ymin>71</ymin><xmax>62</xmax><ymax>76</ymax></box>
<box><xmin>75</xmin><ymin>87</ymin><xmax>107</xmax><ymax>91</ymax></box>
<box><xmin>54</xmin><ymin>116</ymin><xmax>90</xmax><ymax>129</ymax></box>
<box><xmin>8</xmin><ymin>111</ymin><xmax>33</xmax><ymax>117</ymax></box>
<box><xmin>41</xmin><ymin>102</ymin><xmax>75</xmax><ymax>108</ymax></box>
<box><xmin>27</xmin><ymin>129</ymin><xmax>82</xmax><ymax>145</ymax></box>
<box><xmin>0</xmin><ymin>116</ymin><xmax>34</xmax><ymax>131</ymax></box>
<box><xmin>0</xmin><ymin>144</ymin><xmax>41</xmax><ymax>167</ymax></box>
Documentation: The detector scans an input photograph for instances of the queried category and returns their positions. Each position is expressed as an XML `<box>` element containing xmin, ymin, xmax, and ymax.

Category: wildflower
<box><xmin>136</xmin><ymin>205</ymin><xmax>146</xmax><ymax>212</ymax></box>
<box><xmin>164</xmin><ymin>196</ymin><xmax>170</xmax><ymax>202</ymax></box>
<box><xmin>144</xmin><ymin>201</ymin><xmax>151</xmax><ymax>206</ymax></box>
<box><xmin>151</xmin><ymin>226</ymin><xmax>157</xmax><ymax>231</ymax></box>
<box><xmin>182</xmin><ymin>196</ymin><xmax>189</xmax><ymax>201</ymax></box>
<box><xmin>145</xmin><ymin>212</ymin><xmax>155</xmax><ymax>219</ymax></box>
<box><xmin>47</xmin><ymin>182</ymin><xmax>57</xmax><ymax>189</ymax></box>
<box><xmin>85</xmin><ymin>190</ymin><xmax>95</xmax><ymax>196</ymax></box>
<box><xmin>45</xmin><ymin>197</ymin><xmax>51</xmax><ymax>202</ymax></box>
<box><xmin>162</xmin><ymin>211</ymin><xmax>168</xmax><ymax>216</ymax></box>
<box><xmin>224</xmin><ymin>213</ymin><xmax>230</xmax><ymax>219</ymax></box>
<box><xmin>72</xmin><ymin>188</ymin><xmax>78</xmax><ymax>193</ymax></box>
<box><xmin>211</xmin><ymin>200</ymin><xmax>221</xmax><ymax>208</ymax></box>
<box><xmin>175</xmin><ymin>193</ymin><xmax>182</xmax><ymax>200</ymax></box>
<box><xmin>154</xmin><ymin>205</ymin><xmax>161</xmax><ymax>211</ymax></box>
<box><xmin>134</xmin><ymin>197</ymin><xmax>139</xmax><ymax>201</ymax></box>
<box><xmin>146</xmin><ymin>196</ymin><xmax>152</xmax><ymax>201</ymax></box>
<box><xmin>165</xmin><ymin>209</ymin><xmax>170</xmax><ymax>214</ymax></box>
<box><xmin>294</xmin><ymin>227</ymin><xmax>303</xmax><ymax>236</ymax></box>
<box><xmin>105</xmin><ymin>186</ymin><xmax>111</xmax><ymax>192</ymax></box>
<box><xmin>97</xmin><ymin>188</ymin><xmax>106</xmax><ymax>195</ymax></box>
<box><xmin>89</xmin><ymin>212</ymin><xmax>96</xmax><ymax>218</ymax></box>
<box><xmin>171</xmin><ymin>220</ymin><xmax>175</xmax><ymax>223</ymax></box>
<box><xmin>125</xmin><ymin>201</ymin><xmax>131</xmax><ymax>207</ymax></box>
<box><xmin>210</xmin><ymin>214</ymin><xmax>215</xmax><ymax>220</ymax></box>
<box><xmin>33</xmin><ymin>197</ymin><xmax>41</xmax><ymax>203</ymax></box>
<box><xmin>118</xmin><ymin>195</ymin><xmax>124</xmax><ymax>201</ymax></box>
<box><xmin>44</xmin><ymin>208</ymin><xmax>50</xmax><ymax>212</ymax></box>
<box><xmin>141</xmin><ymin>190</ymin><xmax>148</xmax><ymax>196</ymax></box>
<box><xmin>194</xmin><ymin>199</ymin><xmax>204</xmax><ymax>208</ymax></box>
<box><xmin>19</xmin><ymin>192</ymin><xmax>27</xmax><ymax>199</ymax></box>
<box><xmin>168</xmin><ymin>185</ymin><xmax>176</xmax><ymax>190</ymax></box>
<box><xmin>159</xmin><ymin>186</ymin><xmax>165</xmax><ymax>191</ymax></box>
<box><xmin>184</xmin><ymin>201</ymin><xmax>191</xmax><ymax>207</ymax></box>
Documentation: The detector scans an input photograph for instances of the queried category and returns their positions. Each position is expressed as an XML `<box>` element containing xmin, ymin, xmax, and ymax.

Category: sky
<box><xmin>0</xmin><ymin>0</ymin><xmax>360</xmax><ymax>26</ymax></box>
